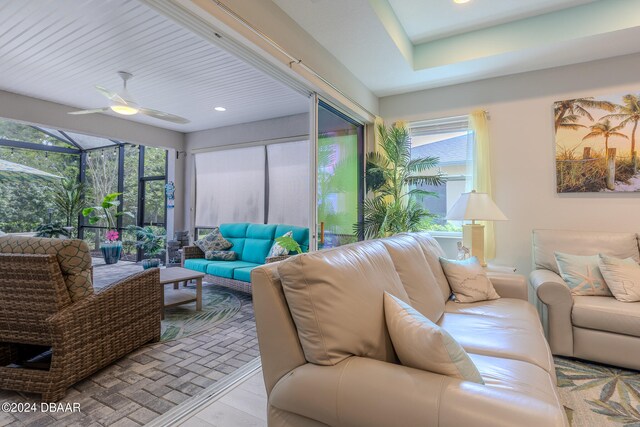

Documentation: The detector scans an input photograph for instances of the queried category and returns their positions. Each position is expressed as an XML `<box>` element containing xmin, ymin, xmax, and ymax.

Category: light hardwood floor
<box><xmin>178</xmin><ymin>369</ymin><xmax>268</xmax><ymax>426</ymax></box>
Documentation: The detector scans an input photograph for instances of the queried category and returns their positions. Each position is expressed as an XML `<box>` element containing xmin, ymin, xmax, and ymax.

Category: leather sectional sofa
<box><xmin>252</xmin><ymin>233</ymin><xmax>568</xmax><ymax>427</ymax></box>
<box><xmin>530</xmin><ymin>229</ymin><xmax>640</xmax><ymax>370</ymax></box>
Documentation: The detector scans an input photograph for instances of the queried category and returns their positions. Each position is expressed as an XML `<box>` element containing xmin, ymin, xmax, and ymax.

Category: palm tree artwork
<box><xmin>554</xmin><ymin>98</ymin><xmax>615</xmax><ymax>131</ymax></box>
<box><xmin>604</xmin><ymin>94</ymin><xmax>640</xmax><ymax>172</ymax></box>
<box><xmin>582</xmin><ymin>118</ymin><xmax>628</xmax><ymax>158</ymax></box>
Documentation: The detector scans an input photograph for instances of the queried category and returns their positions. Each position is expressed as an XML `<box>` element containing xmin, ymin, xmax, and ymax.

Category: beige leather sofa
<box><xmin>530</xmin><ymin>229</ymin><xmax>640</xmax><ymax>370</ymax></box>
<box><xmin>252</xmin><ymin>233</ymin><xmax>567</xmax><ymax>427</ymax></box>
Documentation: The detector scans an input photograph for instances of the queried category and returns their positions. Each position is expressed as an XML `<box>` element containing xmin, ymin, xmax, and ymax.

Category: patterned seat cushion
<box><xmin>0</xmin><ymin>236</ymin><xmax>94</xmax><ymax>302</ymax></box>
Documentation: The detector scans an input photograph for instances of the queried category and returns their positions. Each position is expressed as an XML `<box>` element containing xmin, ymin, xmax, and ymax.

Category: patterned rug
<box><xmin>556</xmin><ymin>357</ymin><xmax>640</xmax><ymax>426</ymax></box>
<box><xmin>161</xmin><ymin>284</ymin><xmax>242</xmax><ymax>341</ymax></box>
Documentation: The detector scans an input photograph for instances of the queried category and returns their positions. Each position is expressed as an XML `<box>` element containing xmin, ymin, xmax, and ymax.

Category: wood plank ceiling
<box><xmin>0</xmin><ymin>0</ymin><xmax>309</xmax><ymax>132</ymax></box>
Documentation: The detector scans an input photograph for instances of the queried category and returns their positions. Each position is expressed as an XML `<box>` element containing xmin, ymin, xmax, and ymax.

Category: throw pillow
<box><xmin>205</xmin><ymin>250</ymin><xmax>237</xmax><ymax>261</ymax></box>
<box><xmin>268</xmin><ymin>231</ymin><xmax>293</xmax><ymax>258</ymax></box>
<box><xmin>598</xmin><ymin>254</ymin><xmax>640</xmax><ymax>302</ymax></box>
<box><xmin>194</xmin><ymin>227</ymin><xmax>232</xmax><ymax>253</ymax></box>
<box><xmin>554</xmin><ymin>252</ymin><xmax>613</xmax><ymax>296</ymax></box>
<box><xmin>383</xmin><ymin>293</ymin><xmax>484</xmax><ymax>384</ymax></box>
<box><xmin>439</xmin><ymin>257</ymin><xmax>500</xmax><ymax>303</ymax></box>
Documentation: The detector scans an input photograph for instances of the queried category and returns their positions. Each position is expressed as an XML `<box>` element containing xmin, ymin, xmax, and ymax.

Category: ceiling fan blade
<box><xmin>68</xmin><ymin>107</ymin><xmax>110</xmax><ymax>115</ymax></box>
<box><xmin>95</xmin><ymin>85</ymin><xmax>126</xmax><ymax>104</ymax></box>
<box><xmin>139</xmin><ymin>107</ymin><xmax>190</xmax><ymax>124</ymax></box>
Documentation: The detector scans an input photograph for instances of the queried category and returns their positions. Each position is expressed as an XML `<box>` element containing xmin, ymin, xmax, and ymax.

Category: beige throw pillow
<box><xmin>598</xmin><ymin>254</ymin><xmax>640</xmax><ymax>302</ymax></box>
<box><xmin>439</xmin><ymin>257</ymin><xmax>500</xmax><ymax>303</ymax></box>
<box><xmin>383</xmin><ymin>293</ymin><xmax>484</xmax><ymax>384</ymax></box>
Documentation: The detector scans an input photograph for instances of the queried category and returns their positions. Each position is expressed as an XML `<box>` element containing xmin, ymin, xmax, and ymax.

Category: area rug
<box><xmin>556</xmin><ymin>357</ymin><xmax>640</xmax><ymax>426</ymax></box>
<box><xmin>160</xmin><ymin>284</ymin><xmax>242</xmax><ymax>341</ymax></box>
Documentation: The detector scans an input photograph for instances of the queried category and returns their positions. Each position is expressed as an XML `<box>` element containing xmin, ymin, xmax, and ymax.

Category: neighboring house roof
<box><xmin>411</xmin><ymin>134</ymin><xmax>468</xmax><ymax>165</ymax></box>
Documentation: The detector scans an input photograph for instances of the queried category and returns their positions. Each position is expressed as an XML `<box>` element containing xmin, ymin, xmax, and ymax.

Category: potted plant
<box><xmin>82</xmin><ymin>192</ymin><xmax>132</xmax><ymax>264</ymax></box>
<box><xmin>35</xmin><ymin>222</ymin><xmax>71</xmax><ymax>238</ymax></box>
<box><xmin>127</xmin><ymin>225</ymin><xmax>166</xmax><ymax>269</ymax></box>
<box><xmin>355</xmin><ymin>123</ymin><xmax>443</xmax><ymax>239</ymax></box>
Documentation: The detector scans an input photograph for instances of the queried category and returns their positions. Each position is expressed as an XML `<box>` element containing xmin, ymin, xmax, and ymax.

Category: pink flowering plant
<box><xmin>82</xmin><ymin>192</ymin><xmax>133</xmax><ymax>244</ymax></box>
<box><xmin>105</xmin><ymin>229</ymin><xmax>119</xmax><ymax>242</ymax></box>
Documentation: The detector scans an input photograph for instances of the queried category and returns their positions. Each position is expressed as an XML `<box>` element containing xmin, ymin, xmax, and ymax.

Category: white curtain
<box><xmin>194</xmin><ymin>146</ymin><xmax>265</xmax><ymax>226</ymax></box>
<box><xmin>267</xmin><ymin>140</ymin><xmax>310</xmax><ymax>226</ymax></box>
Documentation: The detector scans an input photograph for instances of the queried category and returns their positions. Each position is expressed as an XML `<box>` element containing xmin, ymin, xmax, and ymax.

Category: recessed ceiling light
<box><xmin>454</xmin><ymin>0</ymin><xmax>470</xmax><ymax>3</ymax></box>
<box><xmin>214</xmin><ymin>107</ymin><xmax>226</xmax><ymax>112</ymax></box>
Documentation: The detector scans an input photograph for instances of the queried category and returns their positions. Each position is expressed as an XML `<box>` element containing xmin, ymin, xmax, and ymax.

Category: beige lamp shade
<box><xmin>445</xmin><ymin>190</ymin><xmax>507</xmax><ymax>222</ymax></box>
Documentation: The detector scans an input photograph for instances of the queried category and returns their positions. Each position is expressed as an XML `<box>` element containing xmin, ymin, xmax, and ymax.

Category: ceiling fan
<box><xmin>68</xmin><ymin>71</ymin><xmax>190</xmax><ymax>124</ymax></box>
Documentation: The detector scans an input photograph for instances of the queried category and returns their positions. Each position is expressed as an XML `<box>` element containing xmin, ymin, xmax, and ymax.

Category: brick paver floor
<box><xmin>0</xmin><ymin>261</ymin><xmax>259</xmax><ymax>427</ymax></box>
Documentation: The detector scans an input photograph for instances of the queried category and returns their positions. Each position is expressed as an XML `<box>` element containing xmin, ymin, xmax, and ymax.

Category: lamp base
<box><xmin>463</xmin><ymin>223</ymin><xmax>486</xmax><ymax>266</ymax></box>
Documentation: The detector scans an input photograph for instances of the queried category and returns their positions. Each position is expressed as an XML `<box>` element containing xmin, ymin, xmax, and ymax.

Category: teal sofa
<box><xmin>181</xmin><ymin>223</ymin><xmax>309</xmax><ymax>293</ymax></box>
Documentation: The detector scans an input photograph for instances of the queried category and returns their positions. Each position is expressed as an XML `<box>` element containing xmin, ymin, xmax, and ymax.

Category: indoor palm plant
<box><xmin>127</xmin><ymin>225</ymin><xmax>166</xmax><ymax>269</ymax></box>
<box><xmin>355</xmin><ymin>122</ymin><xmax>443</xmax><ymax>239</ymax></box>
<box><xmin>82</xmin><ymin>192</ymin><xmax>132</xmax><ymax>264</ymax></box>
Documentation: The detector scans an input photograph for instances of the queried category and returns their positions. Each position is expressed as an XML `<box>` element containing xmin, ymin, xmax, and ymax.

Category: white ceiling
<box><xmin>273</xmin><ymin>0</ymin><xmax>640</xmax><ymax>97</ymax></box>
<box><xmin>387</xmin><ymin>0</ymin><xmax>596</xmax><ymax>43</ymax></box>
<box><xmin>0</xmin><ymin>0</ymin><xmax>308</xmax><ymax>133</ymax></box>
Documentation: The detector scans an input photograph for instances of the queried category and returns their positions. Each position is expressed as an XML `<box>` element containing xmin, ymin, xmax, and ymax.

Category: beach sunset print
<box><xmin>555</xmin><ymin>92</ymin><xmax>640</xmax><ymax>193</ymax></box>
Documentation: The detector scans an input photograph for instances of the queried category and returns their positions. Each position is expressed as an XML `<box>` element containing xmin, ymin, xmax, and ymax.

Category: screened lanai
<box><xmin>0</xmin><ymin>117</ymin><xmax>167</xmax><ymax>261</ymax></box>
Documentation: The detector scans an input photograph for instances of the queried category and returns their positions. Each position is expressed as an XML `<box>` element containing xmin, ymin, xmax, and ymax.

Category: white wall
<box><xmin>183</xmin><ymin>113</ymin><xmax>310</xmax><ymax>232</ymax></box>
<box><xmin>381</xmin><ymin>52</ymin><xmax>640</xmax><ymax>276</ymax></box>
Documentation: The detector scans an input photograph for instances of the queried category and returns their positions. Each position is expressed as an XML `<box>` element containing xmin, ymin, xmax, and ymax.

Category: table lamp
<box><xmin>445</xmin><ymin>190</ymin><xmax>507</xmax><ymax>266</ymax></box>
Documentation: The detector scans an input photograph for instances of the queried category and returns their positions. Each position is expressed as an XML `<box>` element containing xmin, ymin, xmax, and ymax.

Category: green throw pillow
<box><xmin>205</xmin><ymin>250</ymin><xmax>237</xmax><ymax>261</ymax></box>
<box><xmin>195</xmin><ymin>227</ymin><xmax>232</xmax><ymax>253</ymax></box>
<box><xmin>268</xmin><ymin>231</ymin><xmax>293</xmax><ymax>257</ymax></box>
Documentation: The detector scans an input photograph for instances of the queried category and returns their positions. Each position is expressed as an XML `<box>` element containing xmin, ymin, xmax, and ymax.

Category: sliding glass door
<box><xmin>316</xmin><ymin>101</ymin><xmax>364</xmax><ymax>249</ymax></box>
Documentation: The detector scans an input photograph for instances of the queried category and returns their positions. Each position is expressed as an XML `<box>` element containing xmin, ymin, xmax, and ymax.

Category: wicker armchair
<box><xmin>0</xmin><ymin>238</ymin><xmax>161</xmax><ymax>401</ymax></box>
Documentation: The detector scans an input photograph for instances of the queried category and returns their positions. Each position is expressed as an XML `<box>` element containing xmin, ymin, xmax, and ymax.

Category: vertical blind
<box><xmin>195</xmin><ymin>146</ymin><xmax>265</xmax><ymax>226</ymax></box>
<box><xmin>194</xmin><ymin>140</ymin><xmax>310</xmax><ymax>228</ymax></box>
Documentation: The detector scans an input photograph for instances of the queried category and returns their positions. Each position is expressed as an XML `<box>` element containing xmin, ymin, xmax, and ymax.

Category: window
<box><xmin>408</xmin><ymin>116</ymin><xmax>474</xmax><ymax>233</ymax></box>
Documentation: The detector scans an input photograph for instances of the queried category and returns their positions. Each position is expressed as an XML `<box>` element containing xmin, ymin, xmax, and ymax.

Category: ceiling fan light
<box><xmin>110</xmin><ymin>104</ymin><xmax>139</xmax><ymax>115</ymax></box>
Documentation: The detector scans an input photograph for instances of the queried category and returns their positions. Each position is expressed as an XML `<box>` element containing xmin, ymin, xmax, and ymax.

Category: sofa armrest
<box><xmin>270</xmin><ymin>357</ymin><xmax>567</xmax><ymax>427</ymax></box>
<box><xmin>529</xmin><ymin>269</ymin><xmax>574</xmax><ymax>357</ymax></box>
<box><xmin>487</xmin><ymin>272</ymin><xmax>528</xmax><ymax>300</ymax></box>
<box><xmin>181</xmin><ymin>245</ymin><xmax>204</xmax><ymax>266</ymax></box>
<box><xmin>48</xmin><ymin>269</ymin><xmax>161</xmax><ymax>381</ymax></box>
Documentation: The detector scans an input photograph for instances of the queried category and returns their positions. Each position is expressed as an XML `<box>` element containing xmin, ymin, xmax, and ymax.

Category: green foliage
<box><xmin>35</xmin><ymin>223</ymin><xmax>71</xmax><ymax>238</ymax></box>
<box><xmin>355</xmin><ymin>123</ymin><xmax>443</xmax><ymax>239</ymax></box>
<box><xmin>419</xmin><ymin>218</ymin><xmax>463</xmax><ymax>233</ymax></box>
<box><xmin>52</xmin><ymin>177</ymin><xmax>85</xmax><ymax>228</ymax></box>
<box><xmin>275</xmin><ymin>235</ymin><xmax>302</xmax><ymax>254</ymax></box>
<box><xmin>127</xmin><ymin>225</ymin><xmax>166</xmax><ymax>256</ymax></box>
<box><xmin>82</xmin><ymin>192</ymin><xmax>133</xmax><ymax>230</ymax></box>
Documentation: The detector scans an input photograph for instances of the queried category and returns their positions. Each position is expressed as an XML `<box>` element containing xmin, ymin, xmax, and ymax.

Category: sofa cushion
<box><xmin>0</xmin><ymin>236</ymin><xmax>93</xmax><ymax>302</ymax></box>
<box><xmin>572</xmin><ymin>296</ymin><xmax>640</xmax><ymax>337</ymax></box>
<box><xmin>241</xmin><ymin>224</ymin><xmax>277</xmax><ymax>264</ymax></box>
<box><xmin>183</xmin><ymin>258</ymin><xmax>212</xmax><ymax>273</ymax></box>
<box><xmin>469</xmin><ymin>354</ymin><xmax>561</xmax><ymax>406</ymax></box>
<box><xmin>440</xmin><ymin>257</ymin><xmax>500</xmax><ymax>303</ymax></box>
<box><xmin>439</xmin><ymin>312</ymin><xmax>554</xmax><ymax>375</ymax></box>
<box><xmin>598</xmin><ymin>254</ymin><xmax>640</xmax><ymax>302</ymax></box>
<box><xmin>205</xmin><ymin>261</ymin><xmax>260</xmax><ymax>279</ymax></box>
<box><xmin>233</xmin><ymin>266</ymin><xmax>258</xmax><ymax>282</ymax></box>
<box><xmin>205</xmin><ymin>250</ymin><xmax>237</xmax><ymax>261</ymax></box>
<box><xmin>380</xmin><ymin>235</ymin><xmax>445</xmax><ymax>322</ymax></box>
<box><xmin>274</xmin><ymin>224</ymin><xmax>310</xmax><ymax>253</ymax></box>
<box><xmin>220</xmin><ymin>223</ymin><xmax>249</xmax><ymax>238</ymax></box>
<box><xmin>384</xmin><ymin>293</ymin><xmax>483</xmax><ymax>383</ymax></box>
<box><xmin>278</xmin><ymin>240</ymin><xmax>410</xmax><ymax>366</ymax></box>
<box><xmin>533</xmin><ymin>229</ymin><xmax>639</xmax><ymax>275</ymax></box>
<box><xmin>403</xmin><ymin>232</ymin><xmax>451</xmax><ymax>302</ymax></box>
<box><xmin>445</xmin><ymin>298</ymin><xmax>542</xmax><ymax>329</ymax></box>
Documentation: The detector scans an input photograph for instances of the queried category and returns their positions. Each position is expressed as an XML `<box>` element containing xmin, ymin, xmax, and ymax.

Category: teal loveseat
<box><xmin>181</xmin><ymin>223</ymin><xmax>309</xmax><ymax>293</ymax></box>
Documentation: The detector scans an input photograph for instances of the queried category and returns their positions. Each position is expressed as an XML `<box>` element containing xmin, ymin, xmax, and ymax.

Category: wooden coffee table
<box><xmin>159</xmin><ymin>267</ymin><xmax>205</xmax><ymax>320</ymax></box>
